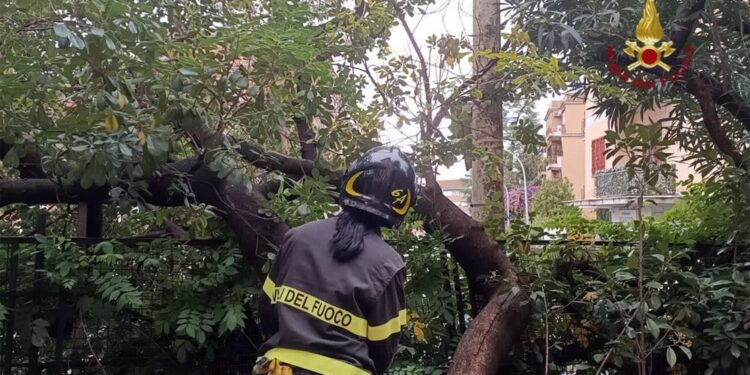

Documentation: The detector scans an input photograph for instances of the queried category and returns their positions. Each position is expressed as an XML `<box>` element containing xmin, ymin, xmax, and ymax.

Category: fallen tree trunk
<box><xmin>450</xmin><ymin>290</ymin><xmax>530</xmax><ymax>374</ymax></box>
<box><xmin>1</xmin><ymin>131</ymin><xmax>531</xmax><ymax>373</ymax></box>
<box><xmin>416</xmin><ymin>180</ymin><xmax>529</xmax><ymax>373</ymax></box>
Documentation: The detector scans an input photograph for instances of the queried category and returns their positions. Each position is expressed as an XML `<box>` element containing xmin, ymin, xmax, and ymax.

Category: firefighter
<box><xmin>254</xmin><ymin>146</ymin><xmax>416</xmax><ymax>375</ymax></box>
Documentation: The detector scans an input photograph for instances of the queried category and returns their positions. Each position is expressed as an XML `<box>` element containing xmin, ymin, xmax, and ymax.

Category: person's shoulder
<box><xmin>292</xmin><ymin>217</ymin><xmax>336</xmax><ymax>233</ymax></box>
<box><xmin>361</xmin><ymin>235</ymin><xmax>404</xmax><ymax>301</ymax></box>
<box><xmin>284</xmin><ymin>217</ymin><xmax>336</xmax><ymax>242</ymax></box>
<box><xmin>364</xmin><ymin>234</ymin><xmax>405</xmax><ymax>271</ymax></box>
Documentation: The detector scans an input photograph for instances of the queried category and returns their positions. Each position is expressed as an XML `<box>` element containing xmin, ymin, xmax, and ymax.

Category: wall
<box><xmin>561</xmin><ymin>136</ymin><xmax>586</xmax><ymax>199</ymax></box>
<box><xmin>554</xmin><ymin>98</ymin><xmax>587</xmax><ymax>200</ymax></box>
<box><xmin>584</xmin><ymin>103</ymin><xmax>609</xmax><ymax>200</ymax></box>
<box><xmin>611</xmin><ymin>203</ymin><xmax>675</xmax><ymax>223</ymax></box>
<box><xmin>545</xmin><ymin>101</ymin><xmax>563</xmax><ymax>132</ymax></box>
<box><xmin>563</xmin><ymin>101</ymin><xmax>586</xmax><ymax>134</ymax></box>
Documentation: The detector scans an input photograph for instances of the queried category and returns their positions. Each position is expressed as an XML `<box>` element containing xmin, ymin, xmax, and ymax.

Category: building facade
<box><xmin>437</xmin><ymin>179</ymin><xmax>471</xmax><ymax>215</ymax></box>
<box><xmin>545</xmin><ymin>95</ymin><xmax>587</xmax><ymax>200</ymax></box>
<box><xmin>544</xmin><ymin>95</ymin><xmax>698</xmax><ymax>223</ymax></box>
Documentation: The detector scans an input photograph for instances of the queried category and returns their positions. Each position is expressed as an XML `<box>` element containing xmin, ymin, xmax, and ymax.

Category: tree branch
<box><xmin>668</xmin><ymin>0</ymin><xmax>706</xmax><ymax>54</ymax></box>
<box><xmin>691</xmin><ymin>72</ymin><xmax>750</xmax><ymax>133</ymax></box>
<box><xmin>0</xmin><ymin>143</ymin><xmax>47</xmax><ymax>178</ymax></box>
<box><xmin>0</xmin><ymin>179</ymin><xmax>101</xmax><ymax>206</ymax></box>
<box><xmin>684</xmin><ymin>72</ymin><xmax>745</xmax><ymax>167</ymax></box>
<box><xmin>1</xmin><ymin>156</ymin><xmax>287</xmax><ymax>270</ymax></box>
<box><xmin>430</xmin><ymin>59</ymin><xmax>499</xmax><ymax>127</ymax></box>
<box><xmin>293</xmin><ymin>117</ymin><xmax>317</xmax><ymax>160</ymax></box>
<box><xmin>394</xmin><ymin>9</ymin><xmax>444</xmax><ymax>140</ymax></box>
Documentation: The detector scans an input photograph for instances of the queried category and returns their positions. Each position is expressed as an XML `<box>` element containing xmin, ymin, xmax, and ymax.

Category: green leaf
<box><xmin>119</xmin><ymin>143</ymin><xmax>133</xmax><ymax>157</ymax></box>
<box><xmin>646</xmin><ymin>318</ymin><xmax>660</xmax><ymax>339</ymax></box>
<box><xmin>666</xmin><ymin>347</ymin><xmax>677</xmax><ymax>367</ymax></box>
<box><xmin>90</xmin><ymin>27</ymin><xmax>105</xmax><ymax>37</ymax></box>
<box><xmin>54</xmin><ymin>23</ymin><xmax>70</xmax><ymax>37</ymax></box>
<box><xmin>68</xmin><ymin>33</ymin><xmax>86</xmax><ymax>49</ymax></box>
<box><xmin>3</xmin><ymin>147</ymin><xmax>19</xmax><ymax>168</ymax></box>
<box><xmin>31</xmin><ymin>319</ymin><xmax>50</xmax><ymax>347</ymax></box>
<box><xmin>93</xmin><ymin>165</ymin><xmax>107</xmax><ymax>187</ymax></box>
<box><xmin>730</xmin><ymin>344</ymin><xmax>741</xmax><ymax>358</ymax></box>
<box><xmin>179</xmin><ymin>68</ymin><xmax>198</xmax><ymax>77</ymax></box>
<box><xmin>626</xmin><ymin>255</ymin><xmax>638</xmax><ymax>269</ymax></box>
<box><xmin>296</xmin><ymin>204</ymin><xmax>310</xmax><ymax>216</ymax></box>
<box><xmin>196</xmin><ymin>330</ymin><xmax>206</xmax><ymax>344</ymax></box>
<box><xmin>679</xmin><ymin>345</ymin><xmax>692</xmax><ymax>360</ymax></box>
<box><xmin>176</xmin><ymin>344</ymin><xmax>187</xmax><ymax>363</ymax></box>
<box><xmin>247</xmin><ymin>86</ymin><xmax>260</xmax><ymax>96</ymax></box>
<box><xmin>650</xmin><ymin>293</ymin><xmax>662</xmax><ymax>310</ymax></box>
<box><xmin>146</xmin><ymin>136</ymin><xmax>168</xmax><ymax>156</ymax></box>
<box><xmin>237</xmin><ymin>76</ymin><xmax>249</xmax><ymax>89</ymax></box>
<box><xmin>710</xmin><ymin>280</ymin><xmax>734</xmax><ymax>287</ymax></box>
<box><xmin>104</xmin><ymin>114</ymin><xmax>119</xmax><ymax>131</ymax></box>
<box><xmin>560</xmin><ymin>24</ymin><xmax>584</xmax><ymax>46</ymax></box>
<box><xmin>724</xmin><ymin>321</ymin><xmax>740</xmax><ymax>331</ymax></box>
<box><xmin>95</xmin><ymin>241</ymin><xmax>114</xmax><ymax>254</ymax></box>
<box><xmin>80</xmin><ymin>171</ymin><xmax>93</xmax><ymax>189</ymax></box>
<box><xmin>732</xmin><ymin>270</ymin><xmax>745</xmax><ymax>284</ymax></box>
<box><xmin>58</xmin><ymin>262</ymin><xmax>71</xmax><ymax>278</ymax></box>
<box><xmin>105</xmin><ymin>38</ymin><xmax>117</xmax><ymax>50</ymax></box>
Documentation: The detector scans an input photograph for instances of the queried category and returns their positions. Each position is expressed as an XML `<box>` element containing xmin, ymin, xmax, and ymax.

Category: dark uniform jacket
<box><xmin>259</xmin><ymin>217</ymin><xmax>407</xmax><ymax>375</ymax></box>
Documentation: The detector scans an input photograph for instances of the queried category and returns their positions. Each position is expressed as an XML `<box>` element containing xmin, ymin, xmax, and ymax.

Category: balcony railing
<box><xmin>546</xmin><ymin>124</ymin><xmax>564</xmax><ymax>140</ymax></box>
<box><xmin>595</xmin><ymin>167</ymin><xmax>676</xmax><ymax>198</ymax></box>
<box><xmin>547</xmin><ymin>155</ymin><xmax>562</xmax><ymax>170</ymax></box>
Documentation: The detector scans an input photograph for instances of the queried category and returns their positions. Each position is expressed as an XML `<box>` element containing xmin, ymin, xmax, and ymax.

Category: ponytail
<box><xmin>331</xmin><ymin>209</ymin><xmax>386</xmax><ymax>262</ymax></box>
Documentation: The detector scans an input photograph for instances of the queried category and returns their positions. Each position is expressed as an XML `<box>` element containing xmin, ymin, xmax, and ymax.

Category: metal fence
<box><xmin>0</xmin><ymin>236</ymin><xmax>225</xmax><ymax>375</ymax></box>
<box><xmin>0</xmin><ymin>232</ymin><xmax>660</xmax><ymax>375</ymax></box>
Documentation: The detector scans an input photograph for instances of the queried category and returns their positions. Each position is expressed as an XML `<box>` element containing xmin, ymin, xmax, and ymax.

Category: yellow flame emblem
<box><xmin>344</xmin><ymin>171</ymin><xmax>364</xmax><ymax>197</ymax></box>
<box><xmin>624</xmin><ymin>0</ymin><xmax>674</xmax><ymax>71</ymax></box>
<box><xmin>391</xmin><ymin>189</ymin><xmax>411</xmax><ymax>216</ymax></box>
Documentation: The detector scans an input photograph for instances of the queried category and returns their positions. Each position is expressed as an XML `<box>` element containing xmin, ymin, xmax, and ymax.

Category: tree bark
<box><xmin>294</xmin><ymin>117</ymin><xmax>318</xmax><ymax>160</ymax></box>
<box><xmin>684</xmin><ymin>72</ymin><xmax>745</xmax><ymax>167</ymax></box>
<box><xmin>470</xmin><ymin>0</ymin><xmax>504</xmax><ymax>220</ymax></box>
<box><xmin>450</xmin><ymin>290</ymin><xmax>530</xmax><ymax>374</ymax></box>
<box><xmin>416</xmin><ymin>181</ymin><xmax>530</xmax><ymax>374</ymax></box>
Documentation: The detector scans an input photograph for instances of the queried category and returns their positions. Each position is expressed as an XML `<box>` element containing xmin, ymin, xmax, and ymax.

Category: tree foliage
<box><xmin>0</xmin><ymin>0</ymin><xmax>748</xmax><ymax>374</ymax></box>
<box><xmin>530</xmin><ymin>178</ymin><xmax>579</xmax><ymax>223</ymax></box>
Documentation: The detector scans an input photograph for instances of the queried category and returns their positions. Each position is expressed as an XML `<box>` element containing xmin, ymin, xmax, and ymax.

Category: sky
<box><xmin>372</xmin><ymin>0</ymin><xmax>556</xmax><ymax>180</ymax></box>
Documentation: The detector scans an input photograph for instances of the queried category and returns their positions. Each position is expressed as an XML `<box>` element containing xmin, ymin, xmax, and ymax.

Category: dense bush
<box><xmin>531</xmin><ymin>178</ymin><xmax>580</xmax><ymax>224</ymax></box>
<box><xmin>505</xmin><ymin>181</ymin><xmax>750</xmax><ymax>374</ymax></box>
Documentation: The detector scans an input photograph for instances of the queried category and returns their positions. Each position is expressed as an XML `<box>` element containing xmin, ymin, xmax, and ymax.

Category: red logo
<box><xmin>606</xmin><ymin>0</ymin><xmax>694</xmax><ymax>89</ymax></box>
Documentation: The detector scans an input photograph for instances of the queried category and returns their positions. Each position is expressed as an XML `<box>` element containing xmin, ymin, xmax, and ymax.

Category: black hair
<box><xmin>331</xmin><ymin>208</ymin><xmax>389</xmax><ymax>262</ymax></box>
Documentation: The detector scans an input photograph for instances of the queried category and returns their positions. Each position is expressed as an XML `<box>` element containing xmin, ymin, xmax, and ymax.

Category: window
<box><xmin>592</xmin><ymin>137</ymin><xmax>605</xmax><ymax>175</ymax></box>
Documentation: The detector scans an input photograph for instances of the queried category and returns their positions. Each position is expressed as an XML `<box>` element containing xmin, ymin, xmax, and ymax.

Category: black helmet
<box><xmin>339</xmin><ymin>146</ymin><xmax>417</xmax><ymax>227</ymax></box>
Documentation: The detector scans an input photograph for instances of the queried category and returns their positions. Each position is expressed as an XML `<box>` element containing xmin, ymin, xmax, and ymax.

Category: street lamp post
<box><xmin>513</xmin><ymin>154</ymin><xmax>530</xmax><ymax>224</ymax></box>
<box><xmin>503</xmin><ymin>184</ymin><xmax>510</xmax><ymax>230</ymax></box>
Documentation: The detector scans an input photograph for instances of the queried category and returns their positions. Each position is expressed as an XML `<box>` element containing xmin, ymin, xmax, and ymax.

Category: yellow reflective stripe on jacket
<box><xmin>366</xmin><ymin>309</ymin><xmax>408</xmax><ymax>341</ymax></box>
<box><xmin>262</xmin><ymin>276</ymin><xmax>275</xmax><ymax>300</ymax></box>
<box><xmin>262</xmin><ymin>277</ymin><xmax>406</xmax><ymax>341</ymax></box>
<box><xmin>265</xmin><ymin>347</ymin><xmax>370</xmax><ymax>375</ymax></box>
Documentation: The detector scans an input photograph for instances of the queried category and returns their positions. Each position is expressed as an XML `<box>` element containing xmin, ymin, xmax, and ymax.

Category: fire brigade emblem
<box><xmin>623</xmin><ymin>0</ymin><xmax>674</xmax><ymax>71</ymax></box>
<box><xmin>606</xmin><ymin>0</ymin><xmax>694</xmax><ymax>89</ymax></box>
